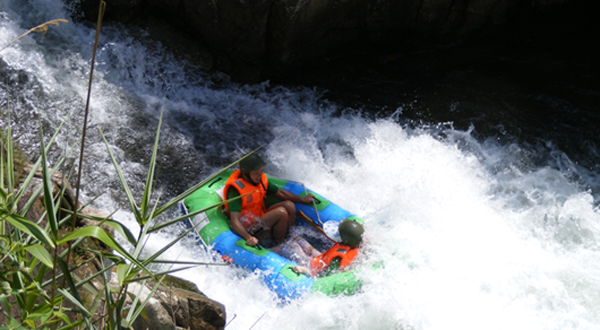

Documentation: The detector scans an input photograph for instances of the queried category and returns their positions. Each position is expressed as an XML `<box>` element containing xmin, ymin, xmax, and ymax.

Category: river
<box><xmin>2</xmin><ymin>0</ymin><xmax>600</xmax><ymax>329</ymax></box>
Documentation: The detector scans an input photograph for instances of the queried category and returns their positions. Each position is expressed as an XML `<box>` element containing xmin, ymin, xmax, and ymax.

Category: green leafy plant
<box><xmin>0</xmin><ymin>104</ymin><xmax>241</xmax><ymax>329</ymax></box>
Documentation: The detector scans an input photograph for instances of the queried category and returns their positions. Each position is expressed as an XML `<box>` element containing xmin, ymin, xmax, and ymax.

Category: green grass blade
<box><xmin>127</xmin><ymin>266</ymin><xmax>196</xmax><ymax>282</ymax></box>
<box><xmin>123</xmin><ymin>276</ymin><xmax>165</xmax><ymax>327</ymax></box>
<box><xmin>148</xmin><ymin>192</ymin><xmax>248</xmax><ymax>233</ymax></box>
<box><xmin>99</xmin><ymin>255</ymin><xmax>115</xmax><ymax>320</ymax></box>
<box><xmin>2</xmin><ymin>212</ymin><xmax>55</xmax><ymax>248</ymax></box>
<box><xmin>116</xmin><ymin>263</ymin><xmax>128</xmax><ymax>287</ymax></box>
<box><xmin>24</xmin><ymin>244</ymin><xmax>54</xmax><ymax>269</ymax></box>
<box><xmin>56</xmin><ymin>256</ymin><xmax>87</xmax><ymax>312</ymax></box>
<box><xmin>96</xmin><ymin>126</ymin><xmax>142</xmax><ymax>222</ymax></box>
<box><xmin>14</xmin><ymin>108</ymin><xmax>78</xmax><ymax>214</ymax></box>
<box><xmin>73</xmin><ymin>260</ymin><xmax>112</xmax><ymax>290</ymax></box>
<box><xmin>38</xmin><ymin>124</ymin><xmax>59</xmax><ymax>241</ymax></box>
<box><xmin>57</xmin><ymin>226</ymin><xmax>156</xmax><ymax>281</ymax></box>
<box><xmin>5</xmin><ymin>113</ymin><xmax>15</xmax><ymax>201</ymax></box>
<box><xmin>140</xmin><ymin>107</ymin><xmax>163</xmax><ymax>222</ymax></box>
<box><xmin>152</xmin><ymin>145</ymin><xmax>264</xmax><ymax>217</ymax></box>
<box><xmin>123</xmin><ymin>278</ymin><xmax>146</xmax><ymax>323</ymax></box>
<box><xmin>60</xmin><ymin>210</ymin><xmax>137</xmax><ymax>246</ymax></box>
<box><xmin>1</xmin><ymin>132</ymin><xmax>5</xmax><ymax>194</ymax></box>
<box><xmin>141</xmin><ymin>214</ymin><xmax>210</xmax><ymax>266</ymax></box>
<box><xmin>56</xmin><ymin>319</ymin><xmax>85</xmax><ymax>330</ymax></box>
<box><xmin>56</xmin><ymin>288</ymin><xmax>92</xmax><ymax>317</ymax></box>
<box><xmin>97</xmin><ymin>219</ymin><xmax>137</xmax><ymax>246</ymax></box>
<box><xmin>1</xmin><ymin>133</ymin><xmax>7</xmax><ymax>202</ymax></box>
<box><xmin>137</xmin><ymin>259</ymin><xmax>226</xmax><ymax>266</ymax></box>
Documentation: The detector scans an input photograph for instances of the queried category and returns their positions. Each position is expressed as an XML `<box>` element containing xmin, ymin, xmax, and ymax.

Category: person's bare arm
<box><xmin>275</xmin><ymin>189</ymin><xmax>315</xmax><ymax>204</ymax></box>
<box><xmin>229</xmin><ymin>212</ymin><xmax>258</xmax><ymax>246</ymax></box>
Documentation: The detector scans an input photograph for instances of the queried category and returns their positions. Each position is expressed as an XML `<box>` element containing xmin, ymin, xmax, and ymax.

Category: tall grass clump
<box><xmin>1</xmin><ymin>2</ymin><xmax>250</xmax><ymax>329</ymax></box>
<box><xmin>0</xmin><ymin>98</ymin><xmax>237</xmax><ymax>330</ymax></box>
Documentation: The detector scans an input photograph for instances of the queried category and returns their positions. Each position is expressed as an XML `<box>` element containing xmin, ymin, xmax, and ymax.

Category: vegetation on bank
<box><xmin>0</xmin><ymin>4</ymin><xmax>249</xmax><ymax>329</ymax></box>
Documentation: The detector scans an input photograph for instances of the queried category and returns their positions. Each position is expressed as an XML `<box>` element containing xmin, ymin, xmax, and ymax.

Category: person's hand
<box><xmin>246</xmin><ymin>236</ymin><xmax>258</xmax><ymax>247</ymax></box>
<box><xmin>291</xmin><ymin>266</ymin><xmax>315</xmax><ymax>277</ymax></box>
<box><xmin>301</xmin><ymin>194</ymin><xmax>315</xmax><ymax>204</ymax></box>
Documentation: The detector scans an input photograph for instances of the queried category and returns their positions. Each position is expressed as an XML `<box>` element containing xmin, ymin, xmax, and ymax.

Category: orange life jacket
<box><xmin>309</xmin><ymin>242</ymin><xmax>359</xmax><ymax>275</ymax></box>
<box><xmin>223</xmin><ymin>169</ymin><xmax>269</xmax><ymax>221</ymax></box>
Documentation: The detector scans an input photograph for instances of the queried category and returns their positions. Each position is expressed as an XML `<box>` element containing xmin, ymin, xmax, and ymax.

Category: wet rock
<box><xmin>126</xmin><ymin>275</ymin><xmax>227</xmax><ymax>330</ymax></box>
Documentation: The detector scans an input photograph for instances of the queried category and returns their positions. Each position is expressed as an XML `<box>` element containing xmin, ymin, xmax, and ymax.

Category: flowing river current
<box><xmin>2</xmin><ymin>1</ymin><xmax>600</xmax><ymax>329</ymax></box>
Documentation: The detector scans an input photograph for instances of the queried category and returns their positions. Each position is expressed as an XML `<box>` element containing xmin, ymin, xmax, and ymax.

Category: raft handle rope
<box><xmin>208</xmin><ymin>177</ymin><xmax>223</xmax><ymax>188</ymax></box>
<box><xmin>292</xmin><ymin>181</ymin><xmax>324</xmax><ymax>226</ymax></box>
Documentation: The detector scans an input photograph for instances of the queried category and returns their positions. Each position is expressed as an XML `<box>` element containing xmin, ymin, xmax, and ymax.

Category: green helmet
<box><xmin>240</xmin><ymin>153</ymin><xmax>266</xmax><ymax>175</ymax></box>
<box><xmin>338</xmin><ymin>219</ymin><xmax>364</xmax><ymax>248</ymax></box>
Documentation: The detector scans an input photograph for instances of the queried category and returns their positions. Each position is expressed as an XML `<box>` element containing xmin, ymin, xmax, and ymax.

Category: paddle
<box><xmin>297</xmin><ymin>210</ymin><xmax>337</xmax><ymax>243</ymax></box>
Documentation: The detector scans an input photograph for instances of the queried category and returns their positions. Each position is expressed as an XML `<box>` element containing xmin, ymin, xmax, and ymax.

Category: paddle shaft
<box><xmin>300</xmin><ymin>184</ymin><xmax>323</xmax><ymax>226</ymax></box>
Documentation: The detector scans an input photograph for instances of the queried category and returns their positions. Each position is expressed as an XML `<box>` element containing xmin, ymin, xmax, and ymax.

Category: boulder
<box><xmin>124</xmin><ymin>275</ymin><xmax>227</xmax><ymax>330</ymax></box>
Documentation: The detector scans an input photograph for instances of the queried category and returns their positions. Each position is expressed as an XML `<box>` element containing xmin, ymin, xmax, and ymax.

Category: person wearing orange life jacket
<box><xmin>281</xmin><ymin>218</ymin><xmax>365</xmax><ymax>277</ymax></box>
<box><xmin>223</xmin><ymin>153</ymin><xmax>315</xmax><ymax>247</ymax></box>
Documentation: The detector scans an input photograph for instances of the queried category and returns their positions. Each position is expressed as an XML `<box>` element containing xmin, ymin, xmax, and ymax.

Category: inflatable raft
<box><xmin>181</xmin><ymin>170</ymin><xmax>364</xmax><ymax>300</ymax></box>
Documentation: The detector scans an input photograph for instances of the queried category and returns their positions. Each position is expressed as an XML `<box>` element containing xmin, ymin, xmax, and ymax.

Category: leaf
<box><xmin>2</xmin><ymin>212</ymin><xmax>55</xmax><ymax>248</ymax></box>
<box><xmin>152</xmin><ymin>144</ymin><xmax>264</xmax><ymax>217</ymax></box>
<box><xmin>56</xmin><ymin>288</ymin><xmax>92</xmax><ymax>317</ymax></box>
<box><xmin>24</xmin><ymin>311</ymin><xmax>51</xmax><ymax>323</ymax></box>
<box><xmin>23</xmin><ymin>319</ymin><xmax>35</xmax><ymax>328</ymax></box>
<box><xmin>17</xmin><ymin>122</ymin><xmax>79</xmax><ymax>218</ymax></box>
<box><xmin>4</xmin><ymin>117</ymin><xmax>15</xmax><ymax>201</ymax></box>
<box><xmin>142</xmin><ymin>213</ymin><xmax>214</xmax><ymax>266</ymax></box>
<box><xmin>129</xmin><ymin>266</ymin><xmax>196</xmax><ymax>282</ymax></box>
<box><xmin>62</xmin><ymin>211</ymin><xmax>137</xmax><ymax>246</ymax></box>
<box><xmin>124</xmin><ymin>276</ymin><xmax>165</xmax><ymax>326</ymax></box>
<box><xmin>31</xmin><ymin>302</ymin><xmax>52</xmax><ymax>316</ymax></box>
<box><xmin>53</xmin><ymin>311</ymin><xmax>70</xmax><ymax>324</ymax></box>
<box><xmin>140</xmin><ymin>107</ymin><xmax>163</xmax><ymax>223</ymax></box>
<box><xmin>24</xmin><ymin>244</ymin><xmax>54</xmax><ymax>269</ymax></box>
<box><xmin>117</xmin><ymin>264</ymin><xmax>128</xmax><ymax>287</ymax></box>
<box><xmin>56</xmin><ymin>319</ymin><xmax>85</xmax><ymax>330</ymax></box>
<box><xmin>147</xmin><ymin>191</ymin><xmax>250</xmax><ymax>233</ymax></box>
<box><xmin>97</xmin><ymin>126</ymin><xmax>142</xmax><ymax>223</ymax></box>
<box><xmin>55</xmin><ymin>257</ymin><xmax>86</xmax><ymax>315</ymax></box>
<box><xmin>97</xmin><ymin>219</ymin><xmax>137</xmax><ymax>246</ymax></box>
<box><xmin>57</xmin><ymin>226</ymin><xmax>155</xmax><ymax>281</ymax></box>
<box><xmin>38</xmin><ymin>124</ymin><xmax>59</xmax><ymax>240</ymax></box>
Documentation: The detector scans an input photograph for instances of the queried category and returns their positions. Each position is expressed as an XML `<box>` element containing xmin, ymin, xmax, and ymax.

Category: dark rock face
<box><xmin>67</xmin><ymin>0</ymin><xmax>588</xmax><ymax>82</ymax></box>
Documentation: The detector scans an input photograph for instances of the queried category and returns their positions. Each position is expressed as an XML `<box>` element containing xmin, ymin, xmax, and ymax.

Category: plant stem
<box><xmin>66</xmin><ymin>0</ymin><xmax>106</xmax><ymax>276</ymax></box>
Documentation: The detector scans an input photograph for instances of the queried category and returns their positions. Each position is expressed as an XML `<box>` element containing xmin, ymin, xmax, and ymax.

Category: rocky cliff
<box><xmin>68</xmin><ymin>0</ymin><xmax>592</xmax><ymax>82</ymax></box>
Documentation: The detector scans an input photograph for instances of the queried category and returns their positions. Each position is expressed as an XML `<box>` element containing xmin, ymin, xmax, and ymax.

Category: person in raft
<box><xmin>280</xmin><ymin>218</ymin><xmax>365</xmax><ymax>277</ymax></box>
<box><xmin>223</xmin><ymin>153</ymin><xmax>315</xmax><ymax>247</ymax></box>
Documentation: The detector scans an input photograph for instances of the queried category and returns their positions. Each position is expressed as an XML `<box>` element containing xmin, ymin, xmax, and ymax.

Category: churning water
<box><xmin>2</xmin><ymin>1</ymin><xmax>600</xmax><ymax>329</ymax></box>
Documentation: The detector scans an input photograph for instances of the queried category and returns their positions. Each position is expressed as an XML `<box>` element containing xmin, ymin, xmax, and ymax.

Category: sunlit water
<box><xmin>2</xmin><ymin>1</ymin><xmax>600</xmax><ymax>329</ymax></box>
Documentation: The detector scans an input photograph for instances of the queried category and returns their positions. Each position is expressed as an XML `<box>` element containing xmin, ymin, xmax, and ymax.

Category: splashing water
<box><xmin>2</xmin><ymin>1</ymin><xmax>600</xmax><ymax>329</ymax></box>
